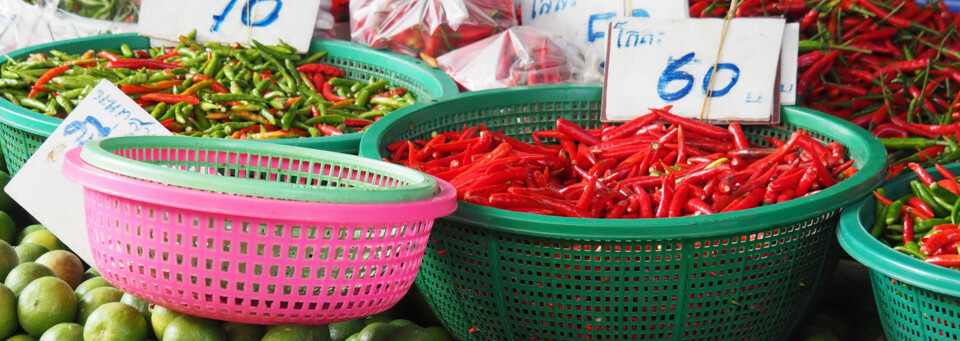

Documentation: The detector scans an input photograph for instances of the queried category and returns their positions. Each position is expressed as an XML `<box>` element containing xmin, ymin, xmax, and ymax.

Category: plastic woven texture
<box><xmin>79</xmin><ymin>136</ymin><xmax>438</xmax><ymax>203</ymax></box>
<box><xmin>358</xmin><ymin>85</ymin><xmax>888</xmax><ymax>340</ymax></box>
<box><xmin>62</xmin><ymin>148</ymin><xmax>457</xmax><ymax>325</ymax></box>
<box><xmin>0</xmin><ymin>33</ymin><xmax>459</xmax><ymax>175</ymax></box>
<box><xmin>839</xmin><ymin>163</ymin><xmax>960</xmax><ymax>341</ymax></box>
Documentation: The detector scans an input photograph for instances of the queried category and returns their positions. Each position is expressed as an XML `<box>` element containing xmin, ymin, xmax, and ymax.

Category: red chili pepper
<box><xmin>924</xmin><ymin>254</ymin><xmax>960</xmax><ymax>267</ymax></box>
<box><xmin>373</xmin><ymin>87</ymin><xmax>408</xmax><ymax>99</ymax></box>
<box><xmin>557</xmin><ymin>118</ymin><xmax>600</xmax><ymax>146</ymax></box>
<box><xmin>27</xmin><ymin>65</ymin><xmax>71</xmax><ymax>98</ymax></box>
<box><xmin>321</xmin><ymin>82</ymin><xmax>348</xmax><ymax>102</ymax></box>
<box><xmin>154</xmin><ymin>49</ymin><xmax>179</xmax><ymax>61</ymax></box>
<box><xmin>873</xmin><ymin>58</ymin><xmax>931</xmax><ymax>78</ymax></box>
<box><xmin>903</xmin><ymin>212</ymin><xmax>915</xmax><ymax>244</ymax></box>
<box><xmin>921</xmin><ymin>229</ymin><xmax>960</xmax><ymax>256</ymax></box>
<box><xmin>97</xmin><ymin>51</ymin><xmax>119</xmax><ymax>62</ymax></box>
<box><xmin>106</xmin><ymin>59</ymin><xmax>187</xmax><ymax>70</ymax></box>
<box><xmin>651</xmin><ymin>108</ymin><xmax>729</xmax><ymax>140</ymax></box>
<box><xmin>908</xmin><ymin>162</ymin><xmax>937</xmax><ymax>186</ymax></box>
<box><xmin>139</xmin><ymin>93</ymin><xmax>199</xmax><ymax>105</ymax></box>
<box><xmin>189</xmin><ymin>74</ymin><xmax>228</xmax><ymax>94</ymax></box>
<box><xmin>858</xmin><ymin>0</ymin><xmax>911</xmax><ymax>28</ymax></box>
<box><xmin>296</xmin><ymin>63</ymin><xmax>345</xmax><ymax>77</ymax></box>
<box><xmin>316</xmin><ymin>124</ymin><xmax>343</xmax><ymax>136</ymax></box>
<box><xmin>908</xmin><ymin>197</ymin><xmax>937</xmax><ymax>218</ymax></box>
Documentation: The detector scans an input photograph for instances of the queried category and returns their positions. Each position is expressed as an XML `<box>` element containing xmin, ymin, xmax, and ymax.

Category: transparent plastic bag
<box><xmin>56</xmin><ymin>0</ymin><xmax>139</xmax><ymax>22</ymax></box>
<box><xmin>0</xmin><ymin>0</ymin><xmax>138</xmax><ymax>53</ymax></box>
<box><xmin>436</xmin><ymin>26</ymin><xmax>585</xmax><ymax>91</ymax></box>
<box><xmin>350</xmin><ymin>0</ymin><xmax>517</xmax><ymax>57</ymax></box>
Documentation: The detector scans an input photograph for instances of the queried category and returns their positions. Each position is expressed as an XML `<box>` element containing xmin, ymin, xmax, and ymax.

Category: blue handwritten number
<box><xmin>702</xmin><ymin>63</ymin><xmax>740</xmax><ymax>97</ymax></box>
<box><xmin>631</xmin><ymin>9</ymin><xmax>650</xmax><ymax>17</ymax></box>
<box><xmin>241</xmin><ymin>0</ymin><xmax>282</xmax><ymax>27</ymax></box>
<box><xmin>63</xmin><ymin>116</ymin><xmax>112</xmax><ymax>146</ymax></box>
<box><xmin>657</xmin><ymin>52</ymin><xmax>696</xmax><ymax>102</ymax></box>
<box><xmin>212</xmin><ymin>0</ymin><xmax>282</xmax><ymax>32</ymax></box>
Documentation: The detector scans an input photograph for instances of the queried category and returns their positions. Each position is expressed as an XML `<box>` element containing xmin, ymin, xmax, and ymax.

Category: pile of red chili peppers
<box><xmin>694</xmin><ymin>0</ymin><xmax>960</xmax><ymax>177</ymax></box>
<box><xmin>387</xmin><ymin>107</ymin><xmax>854</xmax><ymax>218</ymax></box>
<box><xmin>873</xmin><ymin>164</ymin><xmax>960</xmax><ymax>268</ymax></box>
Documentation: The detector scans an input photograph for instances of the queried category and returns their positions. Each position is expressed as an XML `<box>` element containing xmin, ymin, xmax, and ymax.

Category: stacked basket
<box><xmin>359</xmin><ymin>85</ymin><xmax>888</xmax><ymax>340</ymax></box>
<box><xmin>839</xmin><ymin>163</ymin><xmax>960</xmax><ymax>341</ymax></box>
<box><xmin>61</xmin><ymin>136</ymin><xmax>457</xmax><ymax>325</ymax></box>
<box><xmin>0</xmin><ymin>33</ymin><xmax>459</xmax><ymax>175</ymax></box>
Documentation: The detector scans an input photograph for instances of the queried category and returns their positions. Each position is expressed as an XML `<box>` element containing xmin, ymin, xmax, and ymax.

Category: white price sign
<box><xmin>5</xmin><ymin>80</ymin><xmax>171</xmax><ymax>266</ymax></box>
<box><xmin>602</xmin><ymin>17</ymin><xmax>786</xmax><ymax>123</ymax></box>
<box><xmin>138</xmin><ymin>0</ymin><xmax>321</xmax><ymax>53</ymax></box>
<box><xmin>780</xmin><ymin>23</ymin><xmax>800</xmax><ymax>105</ymax></box>
<box><xmin>520</xmin><ymin>0</ymin><xmax>688</xmax><ymax>72</ymax></box>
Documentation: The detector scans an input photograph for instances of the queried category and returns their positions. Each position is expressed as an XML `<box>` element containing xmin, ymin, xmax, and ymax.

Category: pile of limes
<box><xmin>0</xmin><ymin>170</ymin><xmax>451</xmax><ymax>341</ymax></box>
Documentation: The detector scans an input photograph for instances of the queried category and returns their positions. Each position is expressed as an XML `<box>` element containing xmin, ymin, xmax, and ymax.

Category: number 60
<box><xmin>212</xmin><ymin>0</ymin><xmax>283</xmax><ymax>32</ymax></box>
<box><xmin>657</xmin><ymin>52</ymin><xmax>740</xmax><ymax>102</ymax></box>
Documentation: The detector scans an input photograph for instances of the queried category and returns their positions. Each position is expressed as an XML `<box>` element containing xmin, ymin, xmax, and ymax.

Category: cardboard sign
<box><xmin>780</xmin><ymin>23</ymin><xmax>799</xmax><ymax>105</ymax></box>
<box><xmin>602</xmin><ymin>17</ymin><xmax>786</xmax><ymax>123</ymax></box>
<box><xmin>138</xmin><ymin>0</ymin><xmax>321</xmax><ymax>52</ymax></box>
<box><xmin>5</xmin><ymin>80</ymin><xmax>171</xmax><ymax>266</ymax></box>
<box><xmin>520</xmin><ymin>0</ymin><xmax>688</xmax><ymax>75</ymax></box>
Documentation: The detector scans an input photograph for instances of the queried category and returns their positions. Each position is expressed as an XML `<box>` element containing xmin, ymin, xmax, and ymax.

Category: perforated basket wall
<box><xmin>62</xmin><ymin>149</ymin><xmax>458</xmax><ymax>325</ymax></box>
<box><xmin>0</xmin><ymin>34</ymin><xmax>459</xmax><ymax>175</ymax></box>
<box><xmin>839</xmin><ymin>163</ymin><xmax>960</xmax><ymax>341</ymax></box>
<box><xmin>359</xmin><ymin>85</ymin><xmax>888</xmax><ymax>340</ymax></box>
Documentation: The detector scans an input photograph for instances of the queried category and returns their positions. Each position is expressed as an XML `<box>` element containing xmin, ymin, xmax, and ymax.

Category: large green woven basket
<box><xmin>0</xmin><ymin>33</ymin><xmax>458</xmax><ymax>175</ymax></box>
<box><xmin>359</xmin><ymin>85</ymin><xmax>888</xmax><ymax>340</ymax></box>
<box><xmin>839</xmin><ymin>163</ymin><xmax>960</xmax><ymax>341</ymax></box>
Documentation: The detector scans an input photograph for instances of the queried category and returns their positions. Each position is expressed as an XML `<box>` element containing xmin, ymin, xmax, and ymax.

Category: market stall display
<box><xmin>839</xmin><ymin>162</ymin><xmax>960</xmax><ymax>341</ymax></box>
<box><xmin>359</xmin><ymin>84</ymin><xmax>887</xmax><ymax>340</ymax></box>
<box><xmin>62</xmin><ymin>136</ymin><xmax>458</xmax><ymax>324</ymax></box>
<box><xmin>0</xmin><ymin>33</ymin><xmax>458</xmax><ymax>175</ymax></box>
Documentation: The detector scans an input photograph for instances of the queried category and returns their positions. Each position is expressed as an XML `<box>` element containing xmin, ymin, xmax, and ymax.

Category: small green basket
<box><xmin>839</xmin><ymin>163</ymin><xmax>960</xmax><ymax>341</ymax></box>
<box><xmin>0</xmin><ymin>33</ymin><xmax>458</xmax><ymax>175</ymax></box>
<box><xmin>359</xmin><ymin>85</ymin><xmax>888</xmax><ymax>340</ymax></box>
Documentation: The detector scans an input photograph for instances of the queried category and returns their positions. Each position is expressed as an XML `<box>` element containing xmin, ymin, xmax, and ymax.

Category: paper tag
<box><xmin>780</xmin><ymin>23</ymin><xmax>799</xmax><ymax>105</ymax></box>
<box><xmin>5</xmin><ymin>80</ymin><xmax>171</xmax><ymax>267</ymax></box>
<box><xmin>520</xmin><ymin>0</ymin><xmax>687</xmax><ymax>72</ymax></box>
<box><xmin>138</xmin><ymin>0</ymin><xmax>321</xmax><ymax>53</ymax></box>
<box><xmin>602</xmin><ymin>17</ymin><xmax>786</xmax><ymax>123</ymax></box>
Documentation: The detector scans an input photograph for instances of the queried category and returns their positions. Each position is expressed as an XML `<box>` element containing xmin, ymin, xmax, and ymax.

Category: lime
<box><xmin>120</xmin><ymin>294</ymin><xmax>152</xmax><ymax>327</ymax></box>
<box><xmin>15</xmin><ymin>225</ymin><xmax>45</xmax><ymax>245</ymax></box>
<box><xmin>77</xmin><ymin>287</ymin><xmax>124</xmax><ymax>324</ymax></box>
<box><xmin>20</xmin><ymin>231</ymin><xmax>65</xmax><ymax>253</ymax></box>
<box><xmin>162</xmin><ymin>315</ymin><xmax>223</xmax><ymax>341</ymax></box>
<box><xmin>0</xmin><ymin>172</ymin><xmax>14</xmax><ymax>214</ymax></box>
<box><xmin>13</xmin><ymin>244</ymin><xmax>46</xmax><ymax>264</ymax></box>
<box><xmin>387</xmin><ymin>325</ymin><xmax>434</xmax><ymax>341</ymax></box>
<box><xmin>424</xmin><ymin>327</ymin><xmax>452</xmax><ymax>341</ymax></box>
<box><xmin>389</xmin><ymin>319</ymin><xmax>416</xmax><ymax>327</ymax></box>
<box><xmin>310</xmin><ymin>324</ymin><xmax>331</xmax><ymax>341</ymax></box>
<box><xmin>83</xmin><ymin>268</ymin><xmax>100</xmax><ymax>280</ymax></box>
<box><xmin>0</xmin><ymin>212</ymin><xmax>14</xmax><ymax>245</ymax></box>
<box><xmin>329</xmin><ymin>319</ymin><xmax>366</xmax><ymax>341</ymax></box>
<box><xmin>364</xmin><ymin>316</ymin><xmax>391</xmax><ymax>326</ymax></box>
<box><xmin>0</xmin><ymin>284</ymin><xmax>17</xmax><ymax>339</ymax></box>
<box><xmin>35</xmin><ymin>250</ymin><xmax>83</xmax><ymax>289</ymax></box>
<box><xmin>150</xmin><ymin>306</ymin><xmax>181</xmax><ymax>341</ymax></box>
<box><xmin>4</xmin><ymin>262</ymin><xmax>54</xmax><ymax>297</ymax></box>
<box><xmin>356</xmin><ymin>322</ymin><xmax>401</xmax><ymax>341</ymax></box>
<box><xmin>74</xmin><ymin>277</ymin><xmax>112</xmax><ymax>301</ymax></box>
<box><xmin>83</xmin><ymin>302</ymin><xmax>148</xmax><ymax>341</ymax></box>
<box><xmin>5</xmin><ymin>334</ymin><xmax>37</xmax><ymax>341</ymax></box>
<box><xmin>39</xmin><ymin>322</ymin><xmax>83</xmax><ymax>341</ymax></box>
<box><xmin>17</xmin><ymin>277</ymin><xmax>77</xmax><ymax>337</ymax></box>
<box><xmin>262</xmin><ymin>324</ymin><xmax>312</xmax><ymax>341</ymax></box>
<box><xmin>0</xmin><ymin>240</ymin><xmax>16</xmax><ymax>282</ymax></box>
<box><xmin>344</xmin><ymin>335</ymin><xmax>358</xmax><ymax>341</ymax></box>
<box><xmin>223</xmin><ymin>321</ymin><xmax>264</xmax><ymax>341</ymax></box>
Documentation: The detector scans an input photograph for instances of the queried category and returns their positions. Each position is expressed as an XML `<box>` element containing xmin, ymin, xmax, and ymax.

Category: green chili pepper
<box><xmin>911</xmin><ymin>181</ymin><xmax>950</xmax><ymax>216</ymax></box>
<box><xmin>885</xmin><ymin>200</ymin><xmax>903</xmax><ymax>225</ymax></box>
<box><xmin>894</xmin><ymin>243</ymin><xmax>928</xmax><ymax>260</ymax></box>
<box><xmin>872</xmin><ymin>202</ymin><xmax>889</xmax><ymax>237</ymax></box>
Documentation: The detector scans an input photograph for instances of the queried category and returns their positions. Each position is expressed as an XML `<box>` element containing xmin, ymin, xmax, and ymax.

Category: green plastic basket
<box><xmin>79</xmin><ymin>136</ymin><xmax>438</xmax><ymax>203</ymax></box>
<box><xmin>839</xmin><ymin>163</ymin><xmax>960</xmax><ymax>341</ymax></box>
<box><xmin>0</xmin><ymin>33</ymin><xmax>458</xmax><ymax>175</ymax></box>
<box><xmin>359</xmin><ymin>85</ymin><xmax>888</xmax><ymax>341</ymax></box>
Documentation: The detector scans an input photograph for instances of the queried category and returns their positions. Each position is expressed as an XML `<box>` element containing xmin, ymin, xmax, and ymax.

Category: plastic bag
<box><xmin>436</xmin><ymin>26</ymin><xmax>584</xmax><ymax>91</ymax></box>
<box><xmin>56</xmin><ymin>0</ymin><xmax>139</xmax><ymax>22</ymax></box>
<box><xmin>350</xmin><ymin>0</ymin><xmax>517</xmax><ymax>57</ymax></box>
<box><xmin>0</xmin><ymin>0</ymin><xmax>138</xmax><ymax>54</ymax></box>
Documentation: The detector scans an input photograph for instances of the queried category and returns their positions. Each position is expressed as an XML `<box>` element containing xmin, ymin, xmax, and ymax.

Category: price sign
<box><xmin>5</xmin><ymin>80</ymin><xmax>171</xmax><ymax>266</ymax></box>
<box><xmin>780</xmin><ymin>23</ymin><xmax>799</xmax><ymax>105</ymax></box>
<box><xmin>602</xmin><ymin>17</ymin><xmax>786</xmax><ymax>123</ymax></box>
<box><xmin>520</xmin><ymin>0</ymin><xmax>688</xmax><ymax>74</ymax></box>
<box><xmin>138</xmin><ymin>0</ymin><xmax>321</xmax><ymax>53</ymax></box>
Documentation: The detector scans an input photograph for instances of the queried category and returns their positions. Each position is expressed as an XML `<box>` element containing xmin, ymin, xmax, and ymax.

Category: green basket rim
<box><xmin>80</xmin><ymin>135</ymin><xmax>440</xmax><ymax>203</ymax></box>
<box><xmin>0</xmin><ymin>33</ymin><xmax>459</xmax><ymax>150</ymax></box>
<box><xmin>838</xmin><ymin>163</ymin><xmax>960</xmax><ymax>297</ymax></box>
<box><xmin>359</xmin><ymin>84</ymin><xmax>888</xmax><ymax>240</ymax></box>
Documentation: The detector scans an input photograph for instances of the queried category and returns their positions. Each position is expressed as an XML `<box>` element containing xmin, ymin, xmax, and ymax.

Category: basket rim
<box><xmin>0</xmin><ymin>33</ymin><xmax>459</xmax><ymax>143</ymax></box>
<box><xmin>79</xmin><ymin>135</ymin><xmax>439</xmax><ymax>203</ymax></box>
<box><xmin>359</xmin><ymin>84</ymin><xmax>889</xmax><ymax>240</ymax></box>
<box><xmin>63</xmin><ymin>148</ymin><xmax>458</xmax><ymax>222</ymax></box>
<box><xmin>838</xmin><ymin>163</ymin><xmax>960</xmax><ymax>297</ymax></box>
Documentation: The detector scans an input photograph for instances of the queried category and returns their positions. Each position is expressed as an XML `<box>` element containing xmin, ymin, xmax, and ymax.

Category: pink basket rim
<box><xmin>62</xmin><ymin>148</ymin><xmax>457</xmax><ymax>222</ymax></box>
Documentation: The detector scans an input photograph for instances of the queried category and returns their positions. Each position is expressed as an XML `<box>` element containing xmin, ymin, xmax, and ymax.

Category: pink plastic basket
<box><xmin>62</xmin><ymin>148</ymin><xmax>457</xmax><ymax>325</ymax></box>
